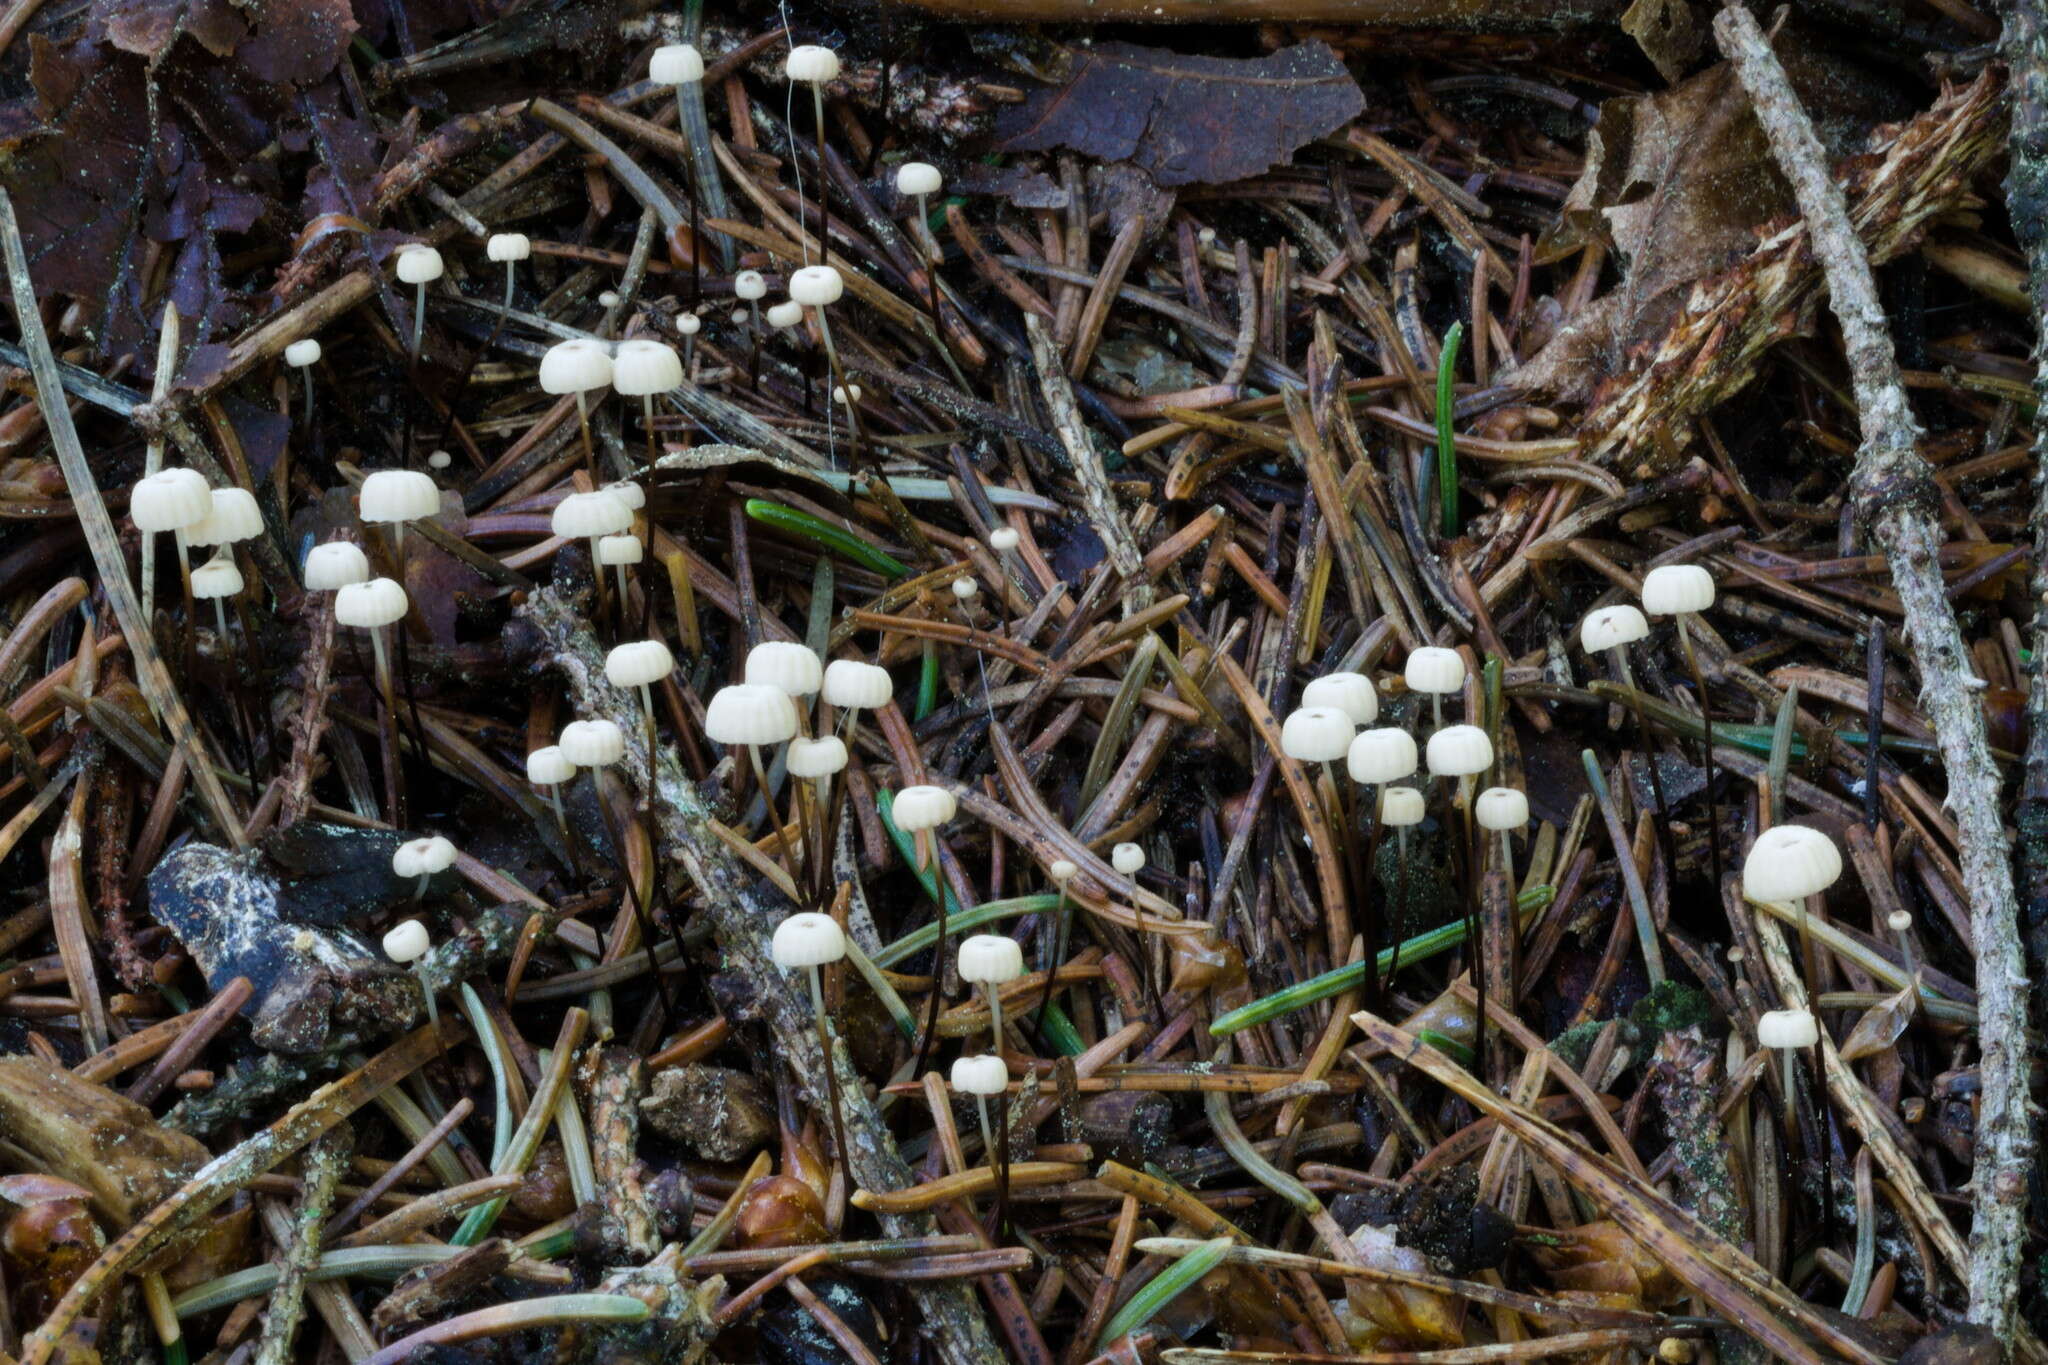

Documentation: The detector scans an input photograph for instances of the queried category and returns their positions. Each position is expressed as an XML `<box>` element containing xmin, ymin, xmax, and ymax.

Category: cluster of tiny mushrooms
<box><xmin>126</xmin><ymin>32</ymin><xmax>1885</xmax><ymax>1232</ymax></box>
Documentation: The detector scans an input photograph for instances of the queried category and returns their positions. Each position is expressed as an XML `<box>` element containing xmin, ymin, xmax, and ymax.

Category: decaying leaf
<box><xmin>1339</xmin><ymin>1222</ymin><xmax>1462</xmax><ymax>1349</ymax></box>
<box><xmin>996</xmin><ymin>40</ymin><xmax>1365</xmax><ymax>187</ymax></box>
<box><xmin>1524</xmin><ymin>1220</ymin><xmax>1684</xmax><ymax>1307</ymax></box>
<box><xmin>1621</xmin><ymin>0</ymin><xmax>1703</xmax><ymax>83</ymax></box>
<box><xmin>1837</xmin><ymin>979</ymin><xmax>1920</xmax><ymax>1062</ymax></box>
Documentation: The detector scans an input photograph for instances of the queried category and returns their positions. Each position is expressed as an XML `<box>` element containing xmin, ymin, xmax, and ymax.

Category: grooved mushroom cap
<box><xmin>1641</xmin><ymin>564</ymin><xmax>1715</xmax><ymax>616</ymax></box>
<box><xmin>597</xmin><ymin>533</ymin><xmax>643</xmax><ymax>566</ymax></box>
<box><xmin>1048</xmin><ymin>859</ymin><xmax>1079</xmax><ymax>884</ymax></box>
<box><xmin>190</xmin><ymin>488</ymin><xmax>264</xmax><ymax>547</ymax></box>
<box><xmin>1378</xmin><ymin>786</ymin><xmax>1426</xmax><ymax>827</ymax></box>
<box><xmin>1302</xmin><ymin>672</ymin><xmax>1379</xmax><ymax>726</ymax></box>
<box><xmin>734</xmin><ymin>270</ymin><xmax>768</xmax><ymax>301</ymax></box>
<box><xmin>951</xmin><ymin>1054</ymin><xmax>1007</xmax><ymax>1096</ymax></box>
<box><xmin>833</xmin><ymin>384</ymin><xmax>862</xmax><ymax>406</ymax></box>
<box><xmin>550</xmin><ymin>490</ymin><xmax>633</xmax><ymax>540</ymax></box>
<box><xmin>789</xmin><ymin>265</ymin><xmax>844</xmax><ymax>307</ymax></box>
<box><xmin>784</xmin><ymin>44</ymin><xmax>841</xmax><ymax>83</ymax></box>
<box><xmin>131</xmin><ymin>467</ymin><xmax>212</xmax><ymax>532</ymax></box>
<box><xmin>1757</xmin><ymin>1008</ymin><xmax>1819</xmax><ymax>1050</ymax></box>
<box><xmin>649</xmin><ymin>42</ymin><xmax>704</xmax><ymax>84</ymax></box>
<box><xmin>1403</xmin><ymin>646</ymin><xmax>1465</xmax><ymax>695</ymax></box>
<box><xmin>559</xmin><ymin>718</ymin><xmax>625</xmax><ymax>767</ymax></box>
<box><xmin>787</xmin><ymin>735</ymin><xmax>848</xmax><ymax>778</ymax></box>
<box><xmin>822</xmin><ymin>659</ymin><xmax>892</xmax><ymax>710</ymax></box>
<box><xmin>891</xmin><ymin>785</ymin><xmax>956</xmax><ymax>831</ymax></box>
<box><xmin>383</xmin><ymin>919</ymin><xmax>430</xmax><ymax>963</ymax></box>
<box><xmin>704</xmin><ymin>684</ymin><xmax>799</xmax><ymax>746</ymax></box>
<box><xmin>427</xmin><ymin>451</ymin><xmax>453</xmax><ymax>470</ymax></box>
<box><xmin>1280</xmin><ymin>706</ymin><xmax>1354</xmax><ymax>762</ymax></box>
<box><xmin>1581</xmin><ymin>604</ymin><xmax>1649</xmax><ymax>653</ymax></box>
<box><xmin>612</xmin><ymin>339</ymin><xmax>683</xmax><ymax>396</ymax></box>
<box><xmin>679</xmin><ymin>314</ymin><xmax>701</xmax><ymax>335</ymax></box>
<box><xmin>1347</xmin><ymin>728</ymin><xmax>1417</xmax><ymax>785</ymax></box>
<box><xmin>772</xmin><ymin>911</ymin><xmax>846</xmax><ymax>967</ymax></box>
<box><xmin>393</xmin><ymin>835</ymin><xmax>456</xmax><ymax>878</ymax></box>
<box><xmin>603</xmin><ymin>479</ymin><xmax>646</xmax><ymax>510</ymax></box>
<box><xmin>1111</xmin><ymin>843</ymin><xmax>1146</xmax><ymax>876</ymax></box>
<box><xmin>958</xmin><ymin>934</ymin><xmax>1024</xmax><ymax>984</ymax></box>
<box><xmin>525</xmin><ymin>745</ymin><xmax>576</xmax><ymax>786</ymax></box>
<box><xmin>951</xmin><ymin>576</ymin><xmax>979</xmax><ymax>601</ymax></box>
<box><xmin>191</xmin><ymin>556</ymin><xmax>243</xmax><ymax>599</ymax></box>
<box><xmin>765</xmin><ymin>301</ymin><xmax>804</xmax><ymax>329</ymax></box>
<box><xmin>896</xmin><ymin>161</ymin><xmax>942</xmax><ymax>197</ymax></box>
<box><xmin>539</xmin><ymin>338</ymin><xmax>613</xmax><ymax>394</ymax></box>
<box><xmin>989</xmin><ymin>527</ymin><xmax>1020</xmax><ymax>552</ymax></box>
<box><xmin>1742</xmin><ymin>824</ymin><xmax>1843</xmax><ymax>904</ymax></box>
<box><xmin>487</xmin><ymin>233</ymin><xmax>531</xmax><ymax>262</ymax></box>
<box><xmin>284</xmin><ymin>338</ymin><xmax>322</xmax><ymax>367</ymax></box>
<box><xmin>394</xmin><ymin>244</ymin><xmax>444</xmax><ymax>284</ymax></box>
<box><xmin>335</xmin><ymin>578</ymin><xmax>408</xmax><ymax>628</ymax></box>
<box><xmin>359</xmin><ymin>469</ymin><xmax>440</xmax><ymax>524</ymax></box>
<box><xmin>745</xmin><ymin>641</ymin><xmax>823</xmax><ymax>696</ymax></box>
<box><xmin>606</xmin><ymin>639</ymin><xmax>674</xmax><ymax>688</ymax></box>
<box><xmin>304</xmin><ymin>541</ymin><xmax>370</xmax><ymax>591</ymax></box>
<box><xmin>1475</xmin><ymin>786</ymin><xmax>1529</xmax><ymax>832</ymax></box>
<box><xmin>1425</xmin><ymin>724</ymin><xmax>1493</xmax><ymax>777</ymax></box>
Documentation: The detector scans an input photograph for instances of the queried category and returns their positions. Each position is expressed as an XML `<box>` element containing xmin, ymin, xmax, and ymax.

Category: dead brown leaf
<box><xmin>1837</xmin><ymin>978</ymin><xmax>1920</xmax><ymax>1062</ymax></box>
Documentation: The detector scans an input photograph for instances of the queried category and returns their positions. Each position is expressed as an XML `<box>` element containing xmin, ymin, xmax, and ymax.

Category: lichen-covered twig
<box><xmin>518</xmin><ymin>583</ymin><xmax>1004</xmax><ymax>1365</ymax></box>
<box><xmin>1714</xmin><ymin>5</ymin><xmax>2033</xmax><ymax>1344</ymax></box>
<box><xmin>253</xmin><ymin>1125</ymin><xmax>352</xmax><ymax>1365</ymax></box>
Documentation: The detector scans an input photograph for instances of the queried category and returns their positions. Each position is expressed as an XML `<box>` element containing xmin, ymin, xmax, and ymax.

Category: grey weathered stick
<box><xmin>1714</xmin><ymin>4</ymin><xmax>2031</xmax><ymax>1341</ymax></box>
<box><xmin>1025</xmin><ymin>312</ymin><xmax>1152</xmax><ymax>616</ymax></box>
<box><xmin>517</xmin><ymin>584</ymin><xmax>1004</xmax><ymax>1365</ymax></box>
<box><xmin>253</xmin><ymin>1125</ymin><xmax>352</xmax><ymax>1365</ymax></box>
<box><xmin>0</xmin><ymin>188</ymin><xmax>247</xmax><ymax>847</ymax></box>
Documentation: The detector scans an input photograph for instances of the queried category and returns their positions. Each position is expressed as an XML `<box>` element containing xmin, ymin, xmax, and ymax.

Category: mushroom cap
<box><xmin>896</xmin><ymin>161</ymin><xmax>943</xmax><ymax>197</ymax></box>
<box><xmin>605</xmin><ymin>481</ymin><xmax>646</xmax><ymax>510</ymax></box>
<box><xmin>772</xmin><ymin>911</ymin><xmax>846</xmax><ymax>968</ymax></box>
<box><xmin>1378</xmin><ymin>786</ymin><xmax>1426</xmax><ymax>827</ymax></box>
<box><xmin>606</xmin><ymin>639</ymin><xmax>675</xmax><ymax>689</ymax></box>
<box><xmin>649</xmin><ymin>42</ymin><xmax>704</xmax><ymax>84</ymax></box>
<box><xmin>745</xmin><ymin>641</ymin><xmax>823</xmax><ymax>697</ymax></box>
<box><xmin>950</xmin><ymin>1053</ymin><xmax>1007</xmax><ymax>1096</ymax></box>
<box><xmin>597</xmin><ymin>533</ymin><xmax>643</xmax><ymax>566</ymax></box>
<box><xmin>1048</xmin><ymin>859</ymin><xmax>1079</xmax><ymax>884</ymax></box>
<box><xmin>1641</xmin><ymin>563</ymin><xmax>1715</xmax><ymax>616</ymax></box>
<box><xmin>822</xmin><ymin>659</ymin><xmax>892</xmax><ymax>710</ymax></box>
<box><xmin>789</xmin><ymin>265</ymin><xmax>844</xmax><ymax>307</ymax></box>
<box><xmin>190</xmin><ymin>487</ymin><xmax>264</xmax><ymax>547</ymax></box>
<box><xmin>131</xmin><ymin>467</ymin><xmax>212</xmax><ymax>533</ymax></box>
<box><xmin>525</xmin><ymin>745</ymin><xmax>577</xmax><ymax>786</ymax></box>
<box><xmin>1425</xmin><ymin>724</ymin><xmax>1493</xmax><ymax>777</ymax></box>
<box><xmin>704</xmin><ymin>684</ymin><xmax>799</xmax><ymax>746</ymax></box>
<box><xmin>1280</xmin><ymin>706</ymin><xmax>1354</xmax><ymax>762</ymax></box>
<box><xmin>383</xmin><ymin>919</ymin><xmax>430</xmax><ymax>963</ymax></box>
<box><xmin>1302</xmin><ymin>672</ymin><xmax>1379</xmax><ymax>726</ymax></box>
<box><xmin>304</xmin><ymin>541</ymin><xmax>370</xmax><ymax>591</ymax></box>
<box><xmin>427</xmin><ymin>451</ymin><xmax>453</xmax><ymax>471</ymax></box>
<box><xmin>765</xmin><ymin>300</ymin><xmax>804</xmax><ymax>329</ymax></box>
<box><xmin>335</xmin><ymin>577</ymin><xmax>408</xmax><ymax>628</ymax></box>
<box><xmin>734</xmin><ymin>270</ymin><xmax>768</xmax><ymax>301</ymax></box>
<box><xmin>1887</xmin><ymin>910</ymin><xmax>1913</xmax><ymax>932</ymax></box>
<box><xmin>191</xmin><ymin>555</ymin><xmax>243</xmax><ymax>600</ymax></box>
<box><xmin>559</xmin><ymin>718</ymin><xmax>625</xmax><ymax>767</ymax></box>
<box><xmin>393</xmin><ymin>834</ymin><xmax>457</xmax><ymax>878</ymax></box>
<box><xmin>612</xmin><ymin>338</ymin><xmax>683</xmax><ymax>396</ymax></box>
<box><xmin>538</xmin><ymin>338</ymin><xmax>613</xmax><ymax>395</ymax></box>
<box><xmin>1475</xmin><ymin>786</ymin><xmax>1529</xmax><ymax>832</ymax></box>
<box><xmin>359</xmin><ymin>469</ymin><xmax>441</xmax><ymax>525</ymax></box>
<box><xmin>989</xmin><ymin>527</ymin><xmax>1020</xmax><ymax>552</ymax></box>
<box><xmin>1403</xmin><ymin>646</ymin><xmax>1466</xmax><ymax>695</ymax></box>
<box><xmin>1757</xmin><ymin>1008</ymin><xmax>1819</xmax><ymax>1049</ymax></box>
<box><xmin>1111</xmin><ymin>843</ymin><xmax>1146</xmax><ymax>876</ymax></box>
<box><xmin>487</xmin><ymin>233</ymin><xmax>531</xmax><ymax>263</ymax></box>
<box><xmin>551</xmin><ymin>490</ymin><xmax>633</xmax><ymax>540</ymax></box>
<box><xmin>951</xmin><ymin>576</ymin><xmax>979</xmax><ymax>601</ymax></box>
<box><xmin>891</xmin><ymin>784</ymin><xmax>957</xmax><ymax>831</ymax></box>
<box><xmin>784</xmin><ymin>44</ymin><xmax>841</xmax><ymax>84</ymax></box>
<box><xmin>394</xmin><ymin>244</ymin><xmax>444</xmax><ymax>284</ymax></box>
<box><xmin>958</xmin><ymin>934</ymin><xmax>1024</xmax><ymax>985</ymax></box>
<box><xmin>1742</xmin><ymin>824</ymin><xmax>1843</xmax><ymax>904</ymax></box>
<box><xmin>678</xmin><ymin>313</ymin><xmax>701</xmax><ymax>336</ymax></box>
<box><xmin>786</xmin><ymin>735</ymin><xmax>848</xmax><ymax>779</ymax></box>
<box><xmin>1347</xmin><ymin>728</ymin><xmax>1417</xmax><ymax>785</ymax></box>
<box><xmin>1581</xmin><ymin>604</ymin><xmax>1650</xmax><ymax>653</ymax></box>
<box><xmin>284</xmin><ymin>338</ymin><xmax>322</xmax><ymax>367</ymax></box>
